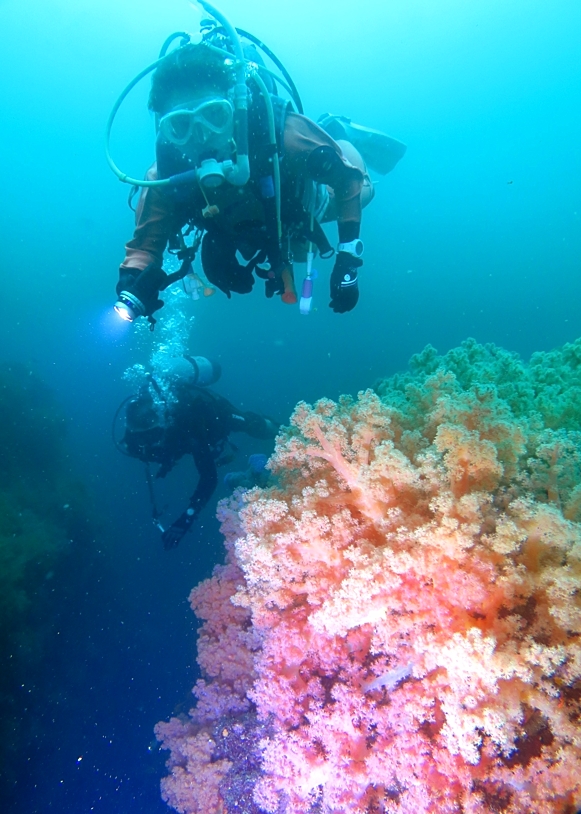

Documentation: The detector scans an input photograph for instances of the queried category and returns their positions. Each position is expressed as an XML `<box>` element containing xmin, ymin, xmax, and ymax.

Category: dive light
<box><xmin>114</xmin><ymin>291</ymin><xmax>147</xmax><ymax>322</ymax></box>
<box><xmin>114</xmin><ymin>258</ymin><xmax>201</xmax><ymax>324</ymax></box>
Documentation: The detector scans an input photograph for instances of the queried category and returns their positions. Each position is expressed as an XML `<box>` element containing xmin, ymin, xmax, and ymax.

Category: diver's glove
<box><xmin>211</xmin><ymin>262</ymin><xmax>254</xmax><ymax>298</ymax></box>
<box><xmin>117</xmin><ymin>263</ymin><xmax>168</xmax><ymax>318</ymax></box>
<box><xmin>161</xmin><ymin>506</ymin><xmax>198</xmax><ymax>550</ymax></box>
<box><xmin>329</xmin><ymin>252</ymin><xmax>362</xmax><ymax>313</ymax></box>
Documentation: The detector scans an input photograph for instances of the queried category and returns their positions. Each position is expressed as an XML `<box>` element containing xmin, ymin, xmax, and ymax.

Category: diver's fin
<box><xmin>317</xmin><ymin>113</ymin><xmax>407</xmax><ymax>175</ymax></box>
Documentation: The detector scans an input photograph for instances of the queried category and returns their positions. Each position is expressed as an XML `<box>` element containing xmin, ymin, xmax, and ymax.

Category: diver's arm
<box><xmin>189</xmin><ymin>444</ymin><xmax>219</xmax><ymax>515</ymax></box>
<box><xmin>119</xmin><ymin>163</ymin><xmax>182</xmax><ymax>277</ymax></box>
<box><xmin>283</xmin><ymin>112</ymin><xmax>364</xmax><ymax>241</ymax></box>
<box><xmin>229</xmin><ymin>409</ymin><xmax>280</xmax><ymax>440</ymax></box>
<box><xmin>284</xmin><ymin>113</ymin><xmax>364</xmax><ymax>313</ymax></box>
<box><xmin>161</xmin><ymin>444</ymin><xmax>218</xmax><ymax>550</ymax></box>
<box><xmin>205</xmin><ymin>392</ymin><xmax>279</xmax><ymax>440</ymax></box>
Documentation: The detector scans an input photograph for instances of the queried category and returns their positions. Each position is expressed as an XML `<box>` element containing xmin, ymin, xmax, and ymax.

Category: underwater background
<box><xmin>0</xmin><ymin>0</ymin><xmax>579</xmax><ymax>811</ymax></box>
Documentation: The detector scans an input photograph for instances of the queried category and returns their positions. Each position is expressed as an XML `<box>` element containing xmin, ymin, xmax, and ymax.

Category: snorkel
<box><xmin>105</xmin><ymin>0</ymin><xmax>249</xmax><ymax>190</ymax></box>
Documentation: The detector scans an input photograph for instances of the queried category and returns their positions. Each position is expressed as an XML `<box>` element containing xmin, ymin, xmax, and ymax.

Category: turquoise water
<box><xmin>0</xmin><ymin>0</ymin><xmax>579</xmax><ymax>811</ymax></box>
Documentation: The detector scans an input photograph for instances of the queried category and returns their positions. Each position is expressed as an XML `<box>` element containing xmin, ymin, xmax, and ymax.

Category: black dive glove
<box><xmin>117</xmin><ymin>264</ymin><xmax>168</xmax><ymax>318</ymax></box>
<box><xmin>161</xmin><ymin>506</ymin><xmax>198</xmax><ymax>550</ymax></box>
<box><xmin>329</xmin><ymin>252</ymin><xmax>362</xmax><ymax>313</ymax></box>
<box><xmin>210</xmin><ymin>262</ymin><xmax>254</xmax><ymax>298</ymax></box>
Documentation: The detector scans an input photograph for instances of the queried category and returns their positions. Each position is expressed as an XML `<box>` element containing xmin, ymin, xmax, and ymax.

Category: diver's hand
<box><xmin>117</xmin><ymin>263</ymin><xmax>167</xmax><ymax>317</ymax></box>
<box><xmin>161</xmin><ymin>507</ymin><xmax>197</xmax><ymax>550</ymax></box>
<box><xmin>329</xmin><ymin>252</ymin><xmax>362</xmax><ymax>313</ymax></box>
<box><xmin>116</xmin><ymin>269</ymin><xmax>137</xmax><ymax>297</ymax></box>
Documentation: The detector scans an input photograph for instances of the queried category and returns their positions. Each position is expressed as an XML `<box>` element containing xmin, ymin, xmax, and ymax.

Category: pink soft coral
<box><xmin>158</xmin><ymin>372</ymin><xmax>581</xmax><ymax>814</ymax></box>
<box><xmin>155</xmin><ymin>717</ymin><xmax>232</xmax><ymax>814</ymax></box>
<box><xmin>237</xmin><ymin>391</ymin><xmax>580</xmax><ymax>813</ymax></box>
<box><xmin>155</xmin><ymin>498</ymin><xmax>261</xmax><ymax>814</ymax></box>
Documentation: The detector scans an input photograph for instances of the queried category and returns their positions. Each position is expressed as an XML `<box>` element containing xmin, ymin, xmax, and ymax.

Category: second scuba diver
<box><xmin>117</xmin><ymin>356</ymin><xmax>279</xmax><ymax>549</ymax></box>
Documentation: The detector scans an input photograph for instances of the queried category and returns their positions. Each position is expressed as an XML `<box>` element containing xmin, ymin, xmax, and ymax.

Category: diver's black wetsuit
<box><xmin>123</xmin><ymin>384</ymin><xmax>278</xmax><ymax>548</ymax></box>
<box><xmin>160</xmin><ymin>385</ymin><xmax>276</xmax><ymax>513</ymax></box>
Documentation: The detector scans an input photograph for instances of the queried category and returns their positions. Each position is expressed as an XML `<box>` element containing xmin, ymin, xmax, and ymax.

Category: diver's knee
<box><xmin>361</xmin><ymin>174</ymin><xmax>375</xmax><ymax>209</ymax></box>
<box><xmin>335</xmin><ymin>139</ymin><xmax>366</xmax><ymax>173</ymax></box>
<box><xmin>335</xmin><ymin>139</ymin><xmax>374</xmax><ymax>208</ymax></box>
<box><xmin>306</xmin><ymin>145</ymin><xmax>347</xmax><ymax>182</ymax></box>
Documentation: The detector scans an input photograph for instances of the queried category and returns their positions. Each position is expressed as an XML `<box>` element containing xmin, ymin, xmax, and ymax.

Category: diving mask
<box><xmin>159</xmin><ymin>98</ymin><xmax>234</xmax><ymax>147</ymax></box>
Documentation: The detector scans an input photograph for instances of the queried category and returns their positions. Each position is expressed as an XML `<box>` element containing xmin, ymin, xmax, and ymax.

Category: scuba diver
<box><xmin>116</xmin><ymin>355</ymin><xmax>279</xmax><ymax>549</ymax></box>
<box><xmin>109</xmin><ymin>1</ymin><xmax>406</xmax><ymax>326</ymax></box>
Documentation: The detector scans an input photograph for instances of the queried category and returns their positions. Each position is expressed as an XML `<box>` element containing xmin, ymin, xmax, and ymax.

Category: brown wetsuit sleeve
<box><xmin>283</xmin><ymin>112</ymin><xmax>364</xmax><ymax>238</ymax></box>
<box><xmin>120</xmin><ymin>164</ymin><xmax>182</xmax><ymax>273</ymax></box>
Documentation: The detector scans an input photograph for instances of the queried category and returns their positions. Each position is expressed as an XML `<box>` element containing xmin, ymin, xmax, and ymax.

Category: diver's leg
<box><xmin>318</xmin><ymin>113</ymin><xmax>407</xmax><ymax>176</ymax></box>
<box><xmin>336</xmin><ymin>139</ymin><xmax>375</xmax><ymax>210</ymax></box>
<box><xmin>320</xmin><ymin>139</ymin><xmax>375</xmax><ymax>225</ymax></box>
<box><xmin>232</xmin><ymin>411</ymin><xmax>279</xmax><ymax>440</ymax></box>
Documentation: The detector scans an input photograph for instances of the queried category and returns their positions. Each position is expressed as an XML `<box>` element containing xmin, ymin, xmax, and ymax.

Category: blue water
<box><xmin>0</xmin><ymin>0</ymin><xmax>579</xmax><ymax>811</ymax></box>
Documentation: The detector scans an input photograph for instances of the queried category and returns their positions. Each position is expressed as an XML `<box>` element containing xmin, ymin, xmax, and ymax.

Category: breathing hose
<box><xmin>251</xmin><ymin>70</ymin><xmax>282</xmax><ymax>243</ymax></box>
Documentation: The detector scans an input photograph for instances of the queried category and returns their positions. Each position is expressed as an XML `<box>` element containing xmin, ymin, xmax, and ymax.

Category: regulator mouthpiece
<box><xmin>198</xmin><ymin>158</ymin><xmax>227</xmax><ymax>188</ymax></box>
<box><xmin>114</xmin><ymin>291</ymin><xmax>146</xmax><ymax>322</ymax></box>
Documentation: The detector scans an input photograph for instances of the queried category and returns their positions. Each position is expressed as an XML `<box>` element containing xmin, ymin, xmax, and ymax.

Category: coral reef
<box><xmin>157</xmin><ymin>338</ymin><xmax>581</xmax><ymax>814</ymax></box>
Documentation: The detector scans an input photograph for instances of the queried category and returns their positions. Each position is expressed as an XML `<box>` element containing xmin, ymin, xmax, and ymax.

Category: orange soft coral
<box><xmin>158</xmin><ymin>339</ymin><xmax>581</xmax><ymax>814</ymax></box>
<box><xmin>231</xmin><ymin>386</ymin><xmax>581</xmax><ymax>814</ymax></box>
